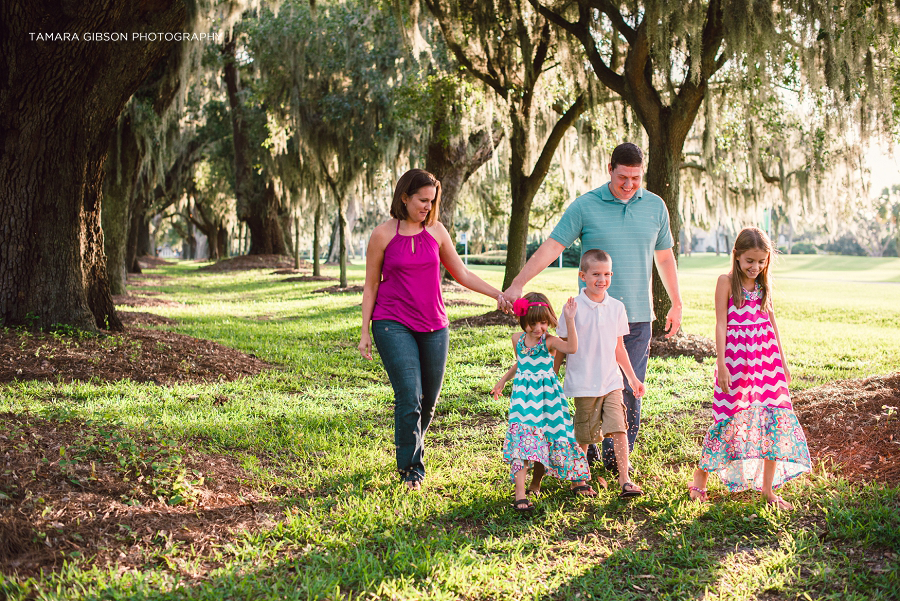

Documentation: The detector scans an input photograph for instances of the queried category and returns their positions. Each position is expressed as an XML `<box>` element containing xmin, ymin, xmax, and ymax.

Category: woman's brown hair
<box><xmin>390</xmin><ymin>169</ymin><xmax>441</xmax><ymax>227</ymax></box>
<box><xmin>731</xmin><ymin>227</ymin><xmax>774</xmax><ymax>312</ymax></box>
<box><xmin>518</xmin><ymin>292</ymin><xmax>559</xmax><ymax>330</ymax></box>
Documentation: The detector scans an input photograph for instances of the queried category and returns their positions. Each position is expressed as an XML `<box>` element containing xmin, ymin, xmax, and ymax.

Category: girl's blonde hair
<box><xmin>731</xmin><ymin>227</ymin><xmax>774</xmax><ymax>311</ymax></box>
<box><xmin>518</xmin><ymin>292</ymin><xmax>559</xmax><ymax>330</ymax></box>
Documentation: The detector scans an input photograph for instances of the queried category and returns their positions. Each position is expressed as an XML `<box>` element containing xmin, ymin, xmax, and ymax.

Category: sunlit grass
<box><xmin>1</xmin><ymin>255</ymin><xmax>898</xmax><ymax>599</ymax></box>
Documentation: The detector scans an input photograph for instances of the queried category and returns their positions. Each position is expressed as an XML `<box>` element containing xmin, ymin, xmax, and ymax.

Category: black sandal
<box><xmin>571</xmin><ymin>484</ymin><xmax>598</xmax><ymax>497</ymax></box>
<box><xmin>619</xmin><ymin>481</ymin><xmax>643</xmax><ymax>499</ymax></box>
<box><xmin>513</xmin><ymin>498</ymin><xmax>534</xmax><ymax>512</ymax></box>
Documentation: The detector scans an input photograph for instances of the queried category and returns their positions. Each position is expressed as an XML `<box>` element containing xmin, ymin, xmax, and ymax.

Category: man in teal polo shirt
<box><xmin>503</xmin><ymin>143</ymin><xmax>682</xmax><ymax>475</ymax></box>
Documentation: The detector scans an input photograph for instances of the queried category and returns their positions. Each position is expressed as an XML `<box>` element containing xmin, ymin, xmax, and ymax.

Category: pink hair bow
<box><xmin>512</xmin><ymin>298</ymin><xmax>549</xmax><ymax>317</ymax></box>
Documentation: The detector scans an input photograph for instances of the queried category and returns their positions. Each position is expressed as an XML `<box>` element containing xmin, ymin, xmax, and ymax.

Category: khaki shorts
<box><xmin>573</xmin><ymin>390</ymin><xmax>627</xmax><ymax>444</ymax></box>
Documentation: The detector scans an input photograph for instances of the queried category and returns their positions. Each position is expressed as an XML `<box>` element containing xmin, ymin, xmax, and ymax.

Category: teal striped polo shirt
<box><xmin>549</xmin><ymin>183</ymin><xmax>673</xmax><ymax>322</ymax></box>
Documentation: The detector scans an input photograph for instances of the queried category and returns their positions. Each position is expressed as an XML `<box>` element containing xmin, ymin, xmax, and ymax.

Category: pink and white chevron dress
<box><xmin>698</xmin><ymin>285</ymin><xmax>811</xmax><ymax>491</ymax></box>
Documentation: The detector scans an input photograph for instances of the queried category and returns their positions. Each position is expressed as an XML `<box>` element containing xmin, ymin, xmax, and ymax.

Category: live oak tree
<box><xmin>222</xmin><ymin>36</ymin><xmax>290</xmax><ymax>256</ymax></box>
<box><xmin>530</xmin><ymin>0</ymin><xmax>897</xmax><ymax>333</ymax></box>
<box><xmin>0</xmin><ymin>1</ymin><xmax>189</xmax><ymax>331</ymax></box>
<box><xmin>424</xmin><ymin>0</ymin><xmax>590</xmax><ymax>290</ymax></box>
<box><xmin>249</xmin><ymin>0</ymin><xmax>411</xmax><ymax>287</ymax></box>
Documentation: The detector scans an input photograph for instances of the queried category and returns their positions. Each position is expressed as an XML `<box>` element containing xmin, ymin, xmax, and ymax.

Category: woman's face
<box><xmin>403</xmin><ymin>185</ymin><xmax>436</xmax><ymax>223</ymax></box>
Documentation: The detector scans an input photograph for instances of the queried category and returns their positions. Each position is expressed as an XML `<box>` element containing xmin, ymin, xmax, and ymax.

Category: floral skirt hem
<box><xmin>699</xmin><ymin>406</ymin><xmax>811</xmax><ymax>492</ymax></box>
<box><xmin>503</xmin><ymin>422</ymin><xmax>590</xmax><ymax>482</ymax></box>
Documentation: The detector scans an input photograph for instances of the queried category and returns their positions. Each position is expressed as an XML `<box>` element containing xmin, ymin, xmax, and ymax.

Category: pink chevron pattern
<box><xmin>712</xmin><ymin>296</ymin><xmax>792</xmax><ymax>422</ymax></box>
<box><xmin>699</xmin><ymin>290</ymin><xmax>812</xmax><ymax>492</ymax></box>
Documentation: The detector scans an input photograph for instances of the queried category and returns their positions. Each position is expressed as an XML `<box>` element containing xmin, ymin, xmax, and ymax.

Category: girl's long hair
<box><xmin>731</xmin><ymin>227</ymin><xmax>774</xmax><ymax>312</ymax></box>
<box><xmin>389</xmin><ymin>169</ymin><xmax>441</xmax><ymax>226</ymax></box>
<box><xmin>518</xmin><ymin>292</ymin><xmax>559</xmax><ymax>330</ymax></box>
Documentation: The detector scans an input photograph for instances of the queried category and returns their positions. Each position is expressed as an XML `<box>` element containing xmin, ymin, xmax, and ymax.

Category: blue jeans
<box><xmin>601</xmin><ymin>321</ymin><xmax>652</xmax><ymax>472</ymax></box>
<box><xmin>372</xmin><ymin>320</ymin><xmax>449</xmax><ymax>483</ymax></box>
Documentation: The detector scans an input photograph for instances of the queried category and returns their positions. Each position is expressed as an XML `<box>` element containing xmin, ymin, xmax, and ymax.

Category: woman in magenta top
<box><xmin>359</xmin><ymin>169</ymin><xmax>508</xmax><ymax>490</ymax></box>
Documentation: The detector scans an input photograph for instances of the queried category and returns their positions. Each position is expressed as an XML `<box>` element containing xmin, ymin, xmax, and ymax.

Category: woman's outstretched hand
<box><xmin>497</xmin><ymin>294</ymin><xmax>513</xmax><ymax>314</ymax></box>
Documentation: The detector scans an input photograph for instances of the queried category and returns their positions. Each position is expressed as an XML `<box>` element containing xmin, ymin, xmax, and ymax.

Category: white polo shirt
<box><xmin>556</xmin><ymin>290</ymin><xmax>630</xmax><ymax>397</ymax></box>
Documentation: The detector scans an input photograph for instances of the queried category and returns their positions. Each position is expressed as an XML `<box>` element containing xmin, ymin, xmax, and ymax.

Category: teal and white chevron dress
<box><xmin>503</xmin><ymin>334</ymin><xmax>590</xmax><ymax>482</ymax></box>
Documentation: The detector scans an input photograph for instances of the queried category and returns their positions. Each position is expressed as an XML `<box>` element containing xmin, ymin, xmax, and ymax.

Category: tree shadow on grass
<box><xmin>6</xmin><ymin>470</ymin><xmax>899</xmax><ymax>600</ymax></box>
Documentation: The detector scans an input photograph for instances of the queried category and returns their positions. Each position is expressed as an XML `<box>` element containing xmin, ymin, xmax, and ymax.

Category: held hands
<box><xmin>499</xmin><ymin>285</ymin><xmax>523</xmax><ymax>314</ymax></box>
<box><xmin>562</xmin><ymin>296</ymin><xmax>577</xmax><ymax>320</ymax></box>
<box><xmin>496</xmin><ymin>294</ymin><xmax>514</xmax><ymax>314</ymax></box>
<box><xmin>358</xmin><ymin>333</ymin><xmax>373</xmax><ymax>360</ymax></box>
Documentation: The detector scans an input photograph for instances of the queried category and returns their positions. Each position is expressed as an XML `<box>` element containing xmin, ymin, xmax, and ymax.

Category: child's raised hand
<box><xmin>562</xmin><ymin>296</ymin><xmax>577</xmax><ymax>320</ymax></box>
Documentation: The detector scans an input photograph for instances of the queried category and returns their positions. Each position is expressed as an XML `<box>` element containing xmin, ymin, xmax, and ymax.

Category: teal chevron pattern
<box><xmin>508</xmin><ymin>335</ymin><xmax>577</xmax><ymax>444</ymax></box>
<box><xmin>503</xmin><ymin>334</ymin><xmax>588</xmax><ymax>482</ymax></box>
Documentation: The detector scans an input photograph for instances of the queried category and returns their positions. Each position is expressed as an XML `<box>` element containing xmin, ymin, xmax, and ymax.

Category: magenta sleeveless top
<box><xmin>372</xmin><ymin>220</ymin><xmax>448</xmax><ymax>331</ymax></box>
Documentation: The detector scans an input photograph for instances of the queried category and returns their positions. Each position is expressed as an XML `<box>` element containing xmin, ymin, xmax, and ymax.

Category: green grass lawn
<box><xmin>1</xmin><ymin>254</ymin><xmax>898</xmax><ymax>600</ymax></box>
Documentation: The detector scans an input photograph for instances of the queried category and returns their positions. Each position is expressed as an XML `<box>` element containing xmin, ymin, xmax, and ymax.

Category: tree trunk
<box><xmin>217</xmin><ymin>225</ymin><xmax>228</xmax><ymax>259</ymax></box>
<box><xmin>313</xmin><ymin>200</ymin><xmax>322</xmax><ymax>276</ymax></box>
<box><xmin>102</xmin><ymin>112</ymin><xmax>142</xmax><ymax>295</ymax></box>
<box><xmin>293</xmin><ymin>216</ymin><xmax>301</xmax><ymax>269</ymax></box>
<box><xmin>338</xmin><ymin>199</ymin><xmax>348</xmax><ymax>288</ymax></box>
<box><xmin>327</xmin><ymin>195</ymin><xmax>358</xmax><ymax>263</ymax></box>
<box><xmin>223</xmin><ymin>40</ymin><xmax>288</xmax><ymax>257</ymax></box>
<box><xmin>501</xmin><ymin>113</ymin><xmax>543</xmax><ymax>290</ymax></box>
<box><xmin>427</xmin><ymin>125</ymin><xmax>502</xmax><ymax>280</ymax></box>
<box><xmin>126</xmin><ymin>196</ymin><xmax>147</xmax><ymax>272</ymax></box>
<box><xmin>501</xmin><ymin>97</ymin><xmax>585</xmax><ymax>290</ymax></box>
<box><xmin>0</xmin><ymin>1</ymin><xmax>185</xmax><ymax>331</ymax></box>
<box><xmin>644</xmin><ymin>135</ymin><xmax>683</xmax><ymax>336</ymax></box>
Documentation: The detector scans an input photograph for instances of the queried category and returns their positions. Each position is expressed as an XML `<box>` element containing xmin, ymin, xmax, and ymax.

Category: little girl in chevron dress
<box><xmin>491</xmin><ymin>292</ymin><xmax>591</xmax><ymax>511</ymax></box>
<box><xmin>689</xmin><ymin>227</ymin><xmax>811</xmax><ymax>510</ymax></box>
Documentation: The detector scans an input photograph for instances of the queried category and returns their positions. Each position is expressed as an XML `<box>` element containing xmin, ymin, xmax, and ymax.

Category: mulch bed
<box><xmin>312</xmin><ymin>284</ymin><xmax>365</xmax><ymax>294</ymax></box>
<box><xmin>118</xmin><ymin>311</ymin><xmax>179</xmax><ymax>327</ymax></box>
<box><xmin>136</xmin><ymin>256</ymin><xmax>175</xmax><ymax>269</ymax></box>
<box><xmin>272</xmin><ymin>268</ymin><xmax>309</xmax><ymax>275</ymax></box>
<box><xmin>198</xmin><ymin>254</ymin><xmax>306</xmax><ymax>272</ymax></box>
<box><xmin>112</xmin><ymin>294</ymin><xmax>182</xmax><ymax>308</ymax></box>
<box><xmin>0</xmin><ymin>411</ymin><xmax>277</xmax><ymax>578</ymax></box>
<box><xmin>650</xmin><ymin>332</ymin><xmax>716</xmax><ymax>362</ymax></box>
<box><xmin>0</xmin><ymin>325</ymin><xmax>272</xmax><ymax>385</ymax></box>
<box><xmin>450</xmin><ymin>309</ymin><xmax>519</xmax><ymax>328</ymax></box>
<box><xmin>793</xmin><ymin>372</ymin><xmax>900</xmax><ymax>484</ymax></box>
<box><xmin>444</xmin><ymin>299</ymin><xmax>488</xmax><ymax>307</ymax></box>
<box><xmin>284</xmin><ymin>275</ymin><xmax>338</xmax><ymax>283</ymax></box>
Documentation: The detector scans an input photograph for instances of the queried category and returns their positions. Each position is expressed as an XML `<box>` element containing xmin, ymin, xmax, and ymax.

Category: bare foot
<box><xmin>688</xmin><ymin>485</ymin><xmax>708</xmax><ymax>502</ymax></box>
<box><xmin>404</xmin><ymin>480</ymin><xmax>421</xmax><ymax>491</ymax></box>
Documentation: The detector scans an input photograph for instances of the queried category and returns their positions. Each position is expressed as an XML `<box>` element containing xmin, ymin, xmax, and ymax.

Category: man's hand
<box><xmin>502</xmin><ymin>283</ymin><xmax>524</xmax><ymax>303</ymax></box>
<box><xmin>663</xmin><ymin>304</ymin><xmax>682</xmax><ymax>338</ymax></box>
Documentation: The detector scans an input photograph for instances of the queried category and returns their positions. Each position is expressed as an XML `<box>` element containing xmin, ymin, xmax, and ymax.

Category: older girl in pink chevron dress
<box><xmin>689</xmin><ymin>227</ymin><xmax>811</xmax><ymax>510</ymax></box>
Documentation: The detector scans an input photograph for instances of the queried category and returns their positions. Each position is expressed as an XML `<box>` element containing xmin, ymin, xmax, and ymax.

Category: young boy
<box><xmin>555</xmin><ymin>249</ymin><xmax>647</xmax><ymax>498</ymax></box>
